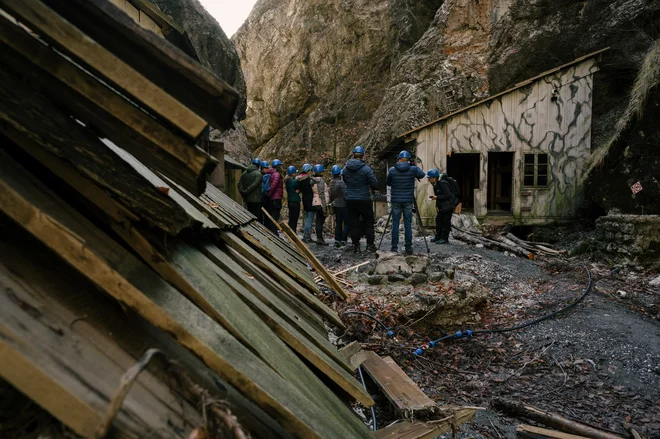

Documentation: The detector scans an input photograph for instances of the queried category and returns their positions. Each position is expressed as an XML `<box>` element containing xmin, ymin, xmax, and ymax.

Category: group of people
<box><xmin>237</xmin><ymin>145</ymin><xmax>460</xmax><ymax>254</ymax></box>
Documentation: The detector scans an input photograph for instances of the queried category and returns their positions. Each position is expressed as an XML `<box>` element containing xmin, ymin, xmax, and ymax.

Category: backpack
<box><xmin>261</xmin><ymin>173</ymin><xmax>271</xmax><ymax>194</ymax></box>
<box><xmin>446</xmin><ymin>177</ymin><xmax>461</xmax><ymax>207</ymax></box>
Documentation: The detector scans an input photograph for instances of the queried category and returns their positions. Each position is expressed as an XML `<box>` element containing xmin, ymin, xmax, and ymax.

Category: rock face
<box><xmin>148</xmin><ymin>0</ymin><xmax>251</xmax><ymax>161</ymax></box>
<box><xmin>235</xmin><ymin>0</ymin><xmax>660</xmax><ymax>209</ymax></box>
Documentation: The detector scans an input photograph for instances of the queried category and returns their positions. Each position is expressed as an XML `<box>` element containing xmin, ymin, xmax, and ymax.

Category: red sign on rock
<box><xmin>631</xmin><ymin>181</ymin><xmax>643</xmax><ymax>194</ymax></box>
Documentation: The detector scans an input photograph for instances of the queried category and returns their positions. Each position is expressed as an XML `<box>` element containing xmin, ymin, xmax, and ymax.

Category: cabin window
<box><xmin>523</xmin><ymin>153</ymin><xmax>549</xmax><ymax>187</ymax></box>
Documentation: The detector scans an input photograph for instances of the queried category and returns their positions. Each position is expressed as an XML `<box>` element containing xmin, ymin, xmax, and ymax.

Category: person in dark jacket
<box><xmin>297</xmin><ymin>164</ymin><xmax>315</xmax><ymax>242</ymax></box>
<box><xmin>329</xmin><ymin>165</ymin><xmax>350</xmax><ymax>248</ymax></box>
<box><xmin>238</xmin><ymin>158</ymin><xmax>263</xmax><ymax>222</ymax></box>
<box><xmin>386</xmin><ymin>151</ymin><xmax>425</xmax><ymax>254</ymax></box>
<box><xmin>285</xmin><ymin>166</ymin><xmax>300</xmax><ymax>231</ymax></box>
<box><xmin>260</xmin><ymin>161</ymin><xmax>278</xmax><ymax>233</ymax></box>
<box><xmin>268</xmin><ymin>159</ymin><xmax>284</xmax><ymax>230</ymax></box>
<box><xmin>342</xmin><ymin>146</ymin><xmax>379</xmax><ymax>253</ymax></box>
<box><xmin>428</xmin><ymin>169</ymin><xmax>454</xmax><ymax>244</ymax></box>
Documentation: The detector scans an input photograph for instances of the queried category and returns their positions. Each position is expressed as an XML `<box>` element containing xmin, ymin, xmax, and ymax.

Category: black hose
<box><xmin>342</xmin><ymin>311</ymin><xmax>390</xmax><ymax>332</ymax></box>
<box><xmin>357</xmin><ymin>365</ymin><xmax>377</xmax><ymax>431</ymax></box>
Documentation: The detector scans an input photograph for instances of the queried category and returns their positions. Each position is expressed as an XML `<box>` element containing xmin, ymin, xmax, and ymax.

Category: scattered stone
<box><xmin>649</xmin><ymin>275</ymin><xmax>660</xmax><ymax>287</ymax></box>
<box><xmin>446</xmin><ymin>267</ymin><xmax>456</xmax><ymax>279</ymax></box>
<box><xmin>388</xmin><ymin>274</ymin><xmax>406</xmax><ymax>282</ymax></box>
<box><xmin>405</xmin><ymin>255</ymin><xmax>429</xmax><ymax>273</ymax></box>
<box><xmin>410</xmin><ymin>273</ymin><xmax>429</xmax><ymax>286</ymax></box>
<box><xmin>476</xmin><ymin>243</ymin><xmax>484</xmax><ymax>248</ymax></box>
<box><xmin>368</xmin><ymin>275</ymin><xmax>385</xmax><ymax>285</ymax></box>
<box><xmin>374</xmin><ymin>253</ymin><xmax>412</xmax><ymax>276</ymax></box>
<box><xmin>618</xmin><ymin>290</ymin><xmax>628</xmax><ymax>298</ymax></box>
<box><xmin>429</xmin><ymin>272</ymin><xmax>445</xmax><ymax>283</ymax></box>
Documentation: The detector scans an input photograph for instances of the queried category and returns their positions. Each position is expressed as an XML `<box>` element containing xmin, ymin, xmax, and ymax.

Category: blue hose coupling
<box><xmin>466</xmin><ymin>330</ymin><xmax>473</xmax><ymax>337</ymax></box>
<box><xmin>387</xmin><ymin>330</ymin><xmax>395</xmax><ymax>338</ymax></box>
<box><xmin>414</xmin><ymin>347</ymin><xmax>424</xmax><ymax>356</ymax></box>
<box><xmin>455</xmin><ymin>331</ymin><xmax>463</xmax><ymax>338</ymax></box>
<box><xmin>429</xmin><ymin>341</ymin><xmax>436</xmax><ymax>348</ymax></box>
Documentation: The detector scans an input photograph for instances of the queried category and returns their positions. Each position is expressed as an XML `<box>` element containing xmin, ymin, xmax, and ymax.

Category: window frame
<box><xmin>522</xmin><ymin>152</ymin><xmax>550</xmax><ymax>188</ymax></box>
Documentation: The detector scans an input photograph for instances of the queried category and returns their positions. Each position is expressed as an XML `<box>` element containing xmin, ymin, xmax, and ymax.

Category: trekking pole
<box><xmin>413</xmin><ymin>198</ymin><xmax>430</xmax><ymax>255</ymax></box>
<box><xmin>377</xmin><ymin>207</ymin><xmax>393</xmax><ymax>251</ymax></box>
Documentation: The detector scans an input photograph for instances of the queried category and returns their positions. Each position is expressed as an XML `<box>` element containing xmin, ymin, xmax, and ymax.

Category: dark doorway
<box><xmin>487</xmin><ymin>152</ymin><xmax>514</xmax><ymax>213</ymax></box>
<box><xmin>447</xmin><ymin>153</ymin><xmax>480</xmax><ymax>211</ymax></box>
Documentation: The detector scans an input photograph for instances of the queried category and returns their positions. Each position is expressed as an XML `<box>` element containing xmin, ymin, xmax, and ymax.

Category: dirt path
<box><xmin>308</xmin><ymin>235</ymin><xmax>660</xmax><ymax>437</ymax></box>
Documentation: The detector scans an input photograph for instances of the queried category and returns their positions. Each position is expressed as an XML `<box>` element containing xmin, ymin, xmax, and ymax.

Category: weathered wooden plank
<box><xmin>0</xmin><ymin>265</ymin><xmax>198</xmax><ymax>439</ymax></box>
<box><xmin>162</xmin><ymin>174</ymin><xmax>235</xmax><ymax>228</ymax></box>
<box><xmin>245</xmin><ymin>216</ymin><xmax>310</xmax><ymax>268</ymax></box>
<box><xmin>195</xmin><ymin>243</ymin><xmax>373</xmax><ymax>406</ymax></box>
<box><xmin>382</xmin><ymin>357</ymin><xmax>425</xmax><ymax>392</ymax></box>
<box><xmin>0</xmin><ymin>227</ymin><xmax>292</xmax><ymax>439</ymax></box>
<box><xmin>204</xmin><ymin>182</ymin><xmax>255</xmax><ymax>225</ymax></box>
<box><xmin>202</xmin><ymin>243</ymin><xmax>350</xmax><ymax>370</ymax></box>
<box><xmin>221</xmin><ymin>244</ymin><xmax>329</xmax><ymax>335</ymax></box>
<box><xmin>220</xmin><ymin>231</ymin><xmax>346</xmax><ymax>329</ymax></box>
<box><xmin>0</xmin><ymin>16</ymin><xmax>216</xmax><ymax>195</ymax></box>
<box><xmin>0</xmin><ymin>66</ymin><xmax>193</xmax><ymax>235</ymax></box>
<box><xmin>0</xmin><ymin>156</ymin><xmax>371</xmax><ymax>439</ymax></box>
<box><xmin>373</xmin><ymin>408</ymin><xmax>476</xmax><ymax>439</ymax></box>
<box><xmin>238</xmin><ymin>223</ymin><xmax>319</xmax><ymax>291</ymax></box>
<box><xmin>1</xmin><ymin>0</ymin><xmax>207</xmax><ymax>139</ymax></box>
<box><xmin>280</xmin><ymin>221</ymin><xmax>350</xmax><ymax>299</ymax></box>
<box><xmin>44</xmin><ymin>0</ymin><xmax>240</xmax><ymax>130</ymax></box>
<box><xmin>517</xmin><ymin>424</ymin><xmax>593</xmax><ymax>439</ymax></box>
<box><xmin>341</xmin><ymin>342</ymin><xmax>367</xmax><ymax>371</ymax></box>
<box><xmin>362</xmin><ymin>351</ymin><xmax>436</xmax><ymax>416</ymax></box>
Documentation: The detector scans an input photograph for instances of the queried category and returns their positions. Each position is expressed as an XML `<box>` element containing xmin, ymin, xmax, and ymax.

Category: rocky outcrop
<box><xmin>235</xmin><ymin>0</ymin><xmax>660</xmax><ymax>187</ymax></box>
<box><xmin>148</xmin><ymin>0</ymin><xmax>251</xmax><ymax>161</ymax></box>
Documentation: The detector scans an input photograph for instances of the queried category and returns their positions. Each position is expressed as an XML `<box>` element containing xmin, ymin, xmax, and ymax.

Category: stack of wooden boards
<box><xmin>0</xmin><ymin>1</ymin><xmax>374</xmax><ymax>437</ymax></box>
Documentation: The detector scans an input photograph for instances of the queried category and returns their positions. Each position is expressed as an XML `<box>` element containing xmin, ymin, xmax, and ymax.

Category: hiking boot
<box><xmin>405</xmin><ymin>249</ymin><xmax>414</xmax><ymax>255</ymax></box>
<box><xmin>302</xmin><ymin>235</ymin><xmax>312</xmax><ymax>243</ymax></box>
<box><xmin>344</xmin><ymin>244</ymin><xmax>360</xmax><ymax>253</ymax></box>
<box><xmin>367</xmin><ymin>244</ymin><xmax>378</xmax><ymax>252</ymax></box>
<box><xmin>438</xmin><ymin>239</ymin><xmax>448</xmax><ymax>244</ymax></box>
<box><xmin>316</xmin><ymin>239</ymin><xmax>328</xmax><ymax>246</ymax></box>
<box><xmin>390</xmin><ymin>247</ymin><xmax>398</xmax><ymax>253</ymax></box>
<box><xmin>339</xmin><ymin>241</ymin><xmax>347</xmax><ymax>248</ymax></box>
<box><xmin>430</xmin><ymin>236</ymin><xmax>441</xmax><ymax>243</ymax></box>
<box><xmin>334</xmin><ymin>241</ymin><xmax>341</xmax><ymax>248</ymax></box>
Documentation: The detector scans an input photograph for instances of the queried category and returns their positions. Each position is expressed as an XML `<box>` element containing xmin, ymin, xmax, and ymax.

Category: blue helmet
<box><xmin>272</xmin><ymin>159</ymin><xmax>283</xmax><ymax>168</ymax></box>
<box><xmin>251</xmin><ymin>158</ymin><xmax>261</xmax><ymax>165</ymax></box>
<box><xmin>427</xmin><ymin>168</ymin><xmax>440</xmax><ymax>178</ymax></box>
<box><xmin>313</xmin><ymin>164</ymin><xmax>325</xmax><ymax>173</ymax></box>
<box><xmin>260</xmin><ymin>160</ymin><xmax>269</xmax><ymax>168</ymax></box>
<box><xmin>301</xmin><ymin>163</ymin><xmax>313</xmax><ymax>173</ymax></box>
<box><xmin>286</xmin><ymin>165</ymin><xmax>297</xmax><ymax>175</ymax></box>
<box><xmin>331</xmin><ymin>165</ymin><xmax>342</xmax><ymax>175</ymax></box>
<box><xmin>398</xmin><ymin>150</ymin><xmax>411</xmax><ymax>159</ymax></box>
<box><xmin>352</xmin><ymin>145</ymin><xmax>365</xmax><ymax>156</ymax></box>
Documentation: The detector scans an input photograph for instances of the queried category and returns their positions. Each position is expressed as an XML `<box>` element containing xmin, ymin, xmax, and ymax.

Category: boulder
<box><xmin>428</xmin><ymin>272</ymin><xmax>445</xmax><ymax>283</ymax></box>
<box><xmin>410</xmin><ymin>273</ymin><xmax>429</xmax><ymax>286</ymax></box>
<box><xmin>405</xmin><ymin>255</ymin><xmax>429</xmax><ymax>273</ymax></box>
<box><xmin>374</xmin><ymin>253</ymin><xmax>412</xmax><ymax>276</ymax></box>
<box><xmin>388</xmin><ymin>274</ymin><xmax>406</xmax><ymax>283</ymax></box>
<box><xmin>368</xmin><ymin>275</ymin><xmax>386</xmax><ymax>286</ymax></box>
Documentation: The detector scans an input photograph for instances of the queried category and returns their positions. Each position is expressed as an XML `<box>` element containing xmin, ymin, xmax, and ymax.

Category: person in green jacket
<box><xmin>285</xmin><ymin>165</ymin><xmax>300</xmax><ymax>231</ymax></box>
<box><xmin>238</xmin><ymin>158</ymin><xmax>264</xmax><ymax>222</ymax></box>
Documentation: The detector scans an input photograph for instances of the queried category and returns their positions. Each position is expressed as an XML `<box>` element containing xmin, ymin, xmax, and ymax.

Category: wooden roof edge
<box><xmin>396</xmin><ymin>47</ymin><xmax>611</xmax><ymax>139</ymax></box>
<box><xmin>127</xmin><ymin>0</ymin><xmax>185</xmax><ymax>35</ymax></box>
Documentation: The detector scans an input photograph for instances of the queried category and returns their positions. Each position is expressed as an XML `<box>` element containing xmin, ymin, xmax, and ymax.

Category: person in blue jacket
<box><xmin>342</xmin><ymin>146</ymin><xmax>379</xmax><ymax>253</ymax></box>
<box><xmin>386</xmin><ymin>150</ymin><xmax>425</xmax><ymax>254</ymax></box>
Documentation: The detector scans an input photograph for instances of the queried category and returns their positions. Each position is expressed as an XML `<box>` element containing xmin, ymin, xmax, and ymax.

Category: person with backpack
<box><xmin>329</xmin><ymin>165</ymin><xmax>349</xmax><ymax>248</ymax></box>
<box><xmin>386</xmin><ymin>150</ymin><xmax>426</xmax><ymax>254</ymax></box>
<box><xmin>297</xmin><ymin>163</ymin><xmax>315</xmax><ymax>242</ymax></box>
<box><xmin>238</xmin><ymin>158</ymin><xmax>264</xmax><ymax>222</ymax></box>
<box><xmin>268</xmin><ymin>159</ymin><xmax>284</xmax><ymax>228</ymax></box>
<box><xmin>427</xmin><ymin>169</ymin><xmax>458</xmax><ymax>244</ymax></box>
<box><xmin>311</xmin><ymin>164</ymin><xmax>329</xmax><ymax>245</ymax></box>
<box><xmin>285</xmin><ymin>166</ymin><xmax>301</xmax><ymax>231</ymax></box>
<box><xmin>342</xmin><ymin>145</ymin><xmax>379</xmax><ymax>253</ymax></box>
<box><xmin>260</xmin><ymin>160</ymin><xmax>277</xmax><ymax>233</ymax></box>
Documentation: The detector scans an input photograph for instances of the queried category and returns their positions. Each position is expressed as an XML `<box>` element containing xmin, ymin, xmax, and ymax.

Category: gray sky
<box><xmin>197</xmin><ymin>0</ymin><xmax>258</xmax><ymax>37</ymax></box>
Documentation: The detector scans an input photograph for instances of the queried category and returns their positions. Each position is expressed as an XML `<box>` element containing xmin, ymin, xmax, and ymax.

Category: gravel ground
<box><xmin>308</xmin><ymin>232</ymin><xmax>660</xmax><ymax>437</ymax></box>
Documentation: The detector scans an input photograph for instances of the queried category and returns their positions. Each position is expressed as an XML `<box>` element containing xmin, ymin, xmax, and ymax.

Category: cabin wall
<box><xmin>414</xmin><ymin>58</ymin><xmax>597</xmax><ymax>225</ymax></box>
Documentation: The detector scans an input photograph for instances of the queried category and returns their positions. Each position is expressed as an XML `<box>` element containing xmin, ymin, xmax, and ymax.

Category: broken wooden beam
<box><xmin>340</xmin><ymin>342</ymin><xmax>367</xmax><ymax>371</ymax></box>
<box><xmin>373</xmin><ymin>408</ymin><xmax>476</xmax><ymax>439</ymax></box>
<box><xmin>279</xmin><ymin>221</ymin><xmax>350</xmax><ymax>300</ymax></box>
<box><xmin>361</xmin><ymin>351</ymin><xmax>436</xmax><ymax>417</ymax></box>
<box><xmin>44</xmin><ymin>0</ymin><xmax>240</xmax><ymax>130</ymax></box>
<box><xmin>493</xmin><ymin>399</ymin><xmax>626</xmax><ymax>439</ymax></box>
<box><xmin>517</xmin><ymin>424</ymin><xmax>593</xmax><ymax>439</ymax></box>
<box><xmin>1</xmin><ymin>0</ymin><xmax>207</xmax><ymax>139</ymax></box>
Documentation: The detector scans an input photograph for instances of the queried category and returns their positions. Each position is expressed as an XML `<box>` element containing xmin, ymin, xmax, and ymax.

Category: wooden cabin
<box><xmin>381</xmin><ymin>49</ymin><xmax>607</xmax><ymax>226</ymax></box>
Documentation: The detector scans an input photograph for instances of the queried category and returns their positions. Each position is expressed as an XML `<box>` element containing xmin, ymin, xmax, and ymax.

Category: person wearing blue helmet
<box><xmin>342</xmin><ymin>145</ymin><xmax>379</xmax><ymax>253</ymax></box>
<box><xmin>386</xmin><ymin>150</ymin><xmax>425</xmax><ymax>254</ymax></box>
<box><xmin>329</xmin><ymin>165</ymin><xmax>349</xmax><ymax>248</ymax></box>
<box><xmin>266</xmin><ymin>159</ymin><xmax>284</xmax><ymax>232</ymax></box>
<box><xmin>297</xmin><ymin>164</ymin><xmax>315</xmax><ymax>242</ymax></box>
<box><xmin>285</xmin><ymin>166</ymin><xmax>301</xmax><ymax>231</ymax></box>
<box><xmin>310</xmin><ymin>164</ymin><xmax>329</xmax><ymax>245</ymax></box>
<box><xmin>427</xmin><ymin>168</ymin><xmax>454</xmax><ymax>244</ymax></box>
<box><xmin>238</xmin><ymin>158</ymin><xmax>264</xmax><ymax>221</ymax></box>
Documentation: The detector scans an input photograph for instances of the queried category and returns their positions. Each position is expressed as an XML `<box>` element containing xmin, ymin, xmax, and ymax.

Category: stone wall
<box><xmin>596</xmin><ymin>214</ymin><xmax>660</xmax><ymax>259</ymax></box>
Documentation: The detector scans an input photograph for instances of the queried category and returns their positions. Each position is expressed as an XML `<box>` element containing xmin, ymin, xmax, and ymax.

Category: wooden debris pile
<box><xmin>452</xmin><ymin>214</ymin><xmax>567</xmax><ymax>259</ymax></box>
<box><xmin>0</xmin><ymin>1</ymin><xmax>376</xmax><ymax>437</ymax></box>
